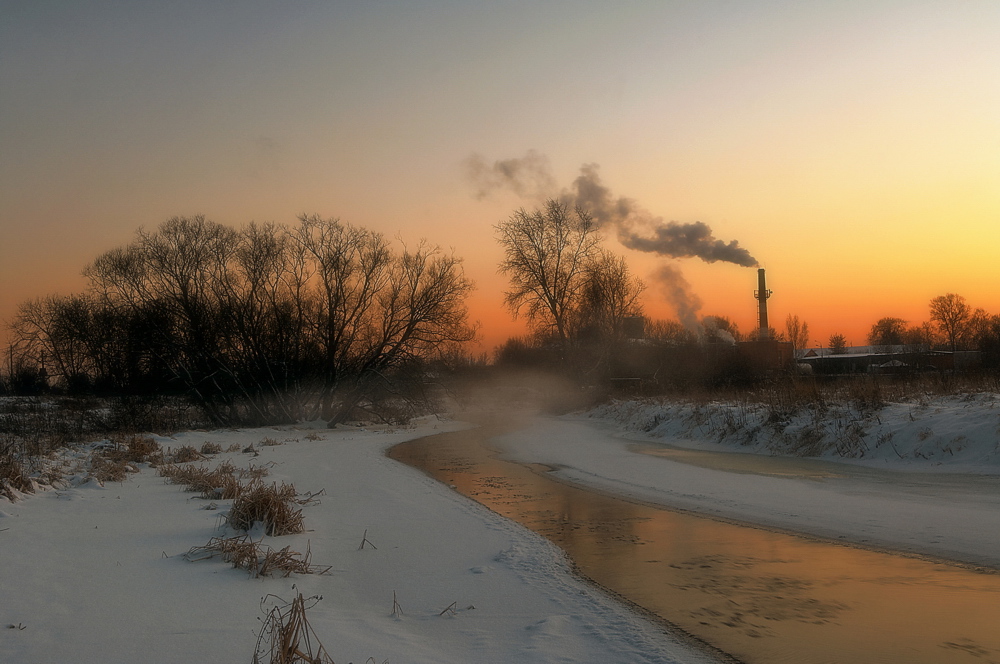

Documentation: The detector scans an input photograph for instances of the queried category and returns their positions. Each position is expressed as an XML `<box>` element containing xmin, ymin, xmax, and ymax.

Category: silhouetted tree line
<box><xmin>6</xmin><ymin>216</ymin><xmax>475</xmax><ymax>425</ymax></box>
<box><xmin>865</xmin><ymin>293</ymin><xmax>1000</xmax><ymax>365</ymax></box>
<box><xmin>493</xmin><ymin>313</ymin><xmax>770</xmax><ymax>390</ymax></box>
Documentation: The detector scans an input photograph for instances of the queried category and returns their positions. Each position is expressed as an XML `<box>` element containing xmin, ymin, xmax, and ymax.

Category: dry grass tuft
<box><xmin>239</xmin><ymin>464</ymin><xmax>272</xmax><ymax>480</ymax></box>
<box><xmin>226</xmin><ymin>481</ymin><xmax>305</xmax><ymax>536</ymax></box>
<box><xmin>114</xmin><ymin>434</ymin><xmax>161</xmax><ymax>463</ymax></box>
<box><xmin>157</xmin><ymin>462</ymin><xmax>206</xmax><ymax>486</ymax></box>
<box><xmin>173</xmin><ymin>445</ymin><xmax>204</xmax><ymax>463</ymax></box>
<box><xmin>191</xmin><ymin>463</ymin><xmax>233</xmax><ymax>494</ymax></box>
<box><xmin>93</xmin><ymin>434</ymin><xmax>163</xmax><ymax>470</ymax></box>
<box><xmin>201</xmin><ymin>441</ymin><xmax>222</xmax><ymax>455</ymax></box>
<box><xmin>88</xmin><ymin>452</ymin><xmax>132</xmax><ymax>483</ymax></box>
<box><xmin>188</xmin><ymin>462</ymin><xmax>241</xmax><ymax>499</ymax></box>
<box><xmin>200</xmin><ymin>472</ymin><xmax>244</xmax><ymax>500</ymax></box>
<box><xmin>186</xmin><ymin>534</ymin><xmax>261</xmax><ymax>570</ymax></box>
<box><xmin>0</xmin><ymin>455</ymin><xmax>34</xmax><ymax>501</ymax></box>
<box><xmin>258</xmin><ymin>542</ymin><xmax>331</xmax><ymax>577</ymax></box>
<box><xmin>158</xmin><ymin>460</ymin><xmax>270</xmax><ymax>500</ymax></box>
<box><xmin>260</xmin><ymin>437</ymin><xmax>283</xmax><ymax>447</ymax></box>
<box><xmin>252</xmin><ymin>593</ymin><xmax>334</xmax><ymax>664</ymax></box>
<box><xmin>187</xmin><ymin>535</ymin><xmax>330</xmax><ymax>578</ymax></box>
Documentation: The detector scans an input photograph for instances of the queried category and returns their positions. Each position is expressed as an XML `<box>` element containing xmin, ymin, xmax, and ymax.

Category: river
<box><xmin>389</xmin><ymin>416</ymin><xmax>1000</xmax><ymax>664</ymax></box>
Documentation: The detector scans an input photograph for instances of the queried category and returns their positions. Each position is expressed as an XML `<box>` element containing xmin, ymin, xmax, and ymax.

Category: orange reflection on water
<box><xmin>390</xmin><ymin>420</ymin><xmax>1000</xmax><ymax>664</ymax></box>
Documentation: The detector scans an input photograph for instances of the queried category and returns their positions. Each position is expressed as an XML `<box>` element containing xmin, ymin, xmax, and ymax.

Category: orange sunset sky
<box><xmin>2</xmin><ymin>2</ymin><xmax>999</xmax><ymax>355</ymax></box>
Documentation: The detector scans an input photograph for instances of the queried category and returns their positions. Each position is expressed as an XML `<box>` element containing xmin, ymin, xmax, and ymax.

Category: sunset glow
<box><xmin>3</xmin><ymin>2</ymin><xmax>999</xmax><ymax>354</ymax></box>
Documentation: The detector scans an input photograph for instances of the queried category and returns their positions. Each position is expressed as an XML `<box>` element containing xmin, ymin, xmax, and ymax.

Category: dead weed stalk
<box><xmin>253</xmin><ymin>593</ymin><xmax>334</xmax><ymax>664</ymax></box>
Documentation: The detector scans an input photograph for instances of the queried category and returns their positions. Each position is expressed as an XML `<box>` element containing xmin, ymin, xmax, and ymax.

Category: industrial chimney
<box><xmin>755</xmin><ymin>268</ymin><xmax>772</xmax><ymax>340</ymax></box>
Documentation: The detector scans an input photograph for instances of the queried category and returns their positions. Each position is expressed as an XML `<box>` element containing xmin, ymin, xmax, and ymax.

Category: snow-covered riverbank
<box><xmin>0</xmin><ymin>418</ymin><xmax>715</xmax><ymax>664</ymax></box>
<box><xmin>8</xmin><ymin>392</ymin><xmax>999</xmax><ymax>663</ymax></box>
<box><xmin>494</xmin><ymin>396</ymin><xmax>1000</xmax><ymax>568</ymax></box>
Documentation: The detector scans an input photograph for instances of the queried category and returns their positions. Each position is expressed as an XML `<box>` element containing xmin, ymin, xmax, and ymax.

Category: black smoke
<box><xmin>467</xmin><ymin>152</ymin><xmax>758</xmax><ymax>335</ymax></box>
<box><xmin>466</xmin><ymin>152</ymin><xmax>757</xmax><ymax>267</ymax></box>
<box><xmin>562</xmin><ymin>164</ymin><xmax>758</xmax><ymax>267</ymax></box>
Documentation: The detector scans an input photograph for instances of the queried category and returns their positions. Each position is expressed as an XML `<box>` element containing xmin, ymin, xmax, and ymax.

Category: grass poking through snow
<box><xmin>226</xmin><ymin>482</ymin><xmax>307</xmax><ymax>536</ymax></box>
<box><xmin>252</xmin><ymin>593</ymin><xmax>335</xmax><ymax>664</ymax></box>
<box><xmin>185</xmin><ymin>535</ymin><xmax>331</xmax><ymax>578</ymax></box>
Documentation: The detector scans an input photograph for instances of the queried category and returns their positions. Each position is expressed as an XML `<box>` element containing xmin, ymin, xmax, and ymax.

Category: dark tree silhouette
<box><xmin>9</xmin><ymin>215</ymin><xmax>475</xmax><ymax>426</ymax></box>
<box><xmin>495</xmin><ymin>200</ymin><xmax>601</xmax><ymax>349</ymax></box>
<box><xmin>929</xmin><ymin>293</ymin><xmax>971</xmax><ymax>352</ymax></box>
<box><xmin>868</xmin><ymin>317</ymin><xmax>907</xmax><ymax>349</ymax></box>
<box><xmin>828</xmin><ymin>333</ymin><xmax>848</xmax><ymax>355</ymax></box>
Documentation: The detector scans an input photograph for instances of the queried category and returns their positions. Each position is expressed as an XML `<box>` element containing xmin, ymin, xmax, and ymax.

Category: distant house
<box><xmin>797</xmin><ymin>345</ymin><xmax>979</xmax><ymax>374</ymax></box>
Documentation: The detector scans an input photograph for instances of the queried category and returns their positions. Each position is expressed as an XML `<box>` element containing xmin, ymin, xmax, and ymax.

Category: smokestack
<box><xmin>755</xmin><ymin>268</ymin><xmax>772</xmax><ymax>340</ymax></box>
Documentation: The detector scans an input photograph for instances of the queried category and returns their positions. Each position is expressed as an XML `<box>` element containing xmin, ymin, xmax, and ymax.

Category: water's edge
<box><xmin>389</xmin><ymin>416</ymin><xmax>1000</xmax><ymax>664</ymax></box>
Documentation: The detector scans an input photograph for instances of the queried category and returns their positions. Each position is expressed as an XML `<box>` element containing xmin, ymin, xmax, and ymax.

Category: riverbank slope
<box><xmin>493</xmin><ymin>396</ymin><xmax>1000</xmax><ymax>568</ymax></box>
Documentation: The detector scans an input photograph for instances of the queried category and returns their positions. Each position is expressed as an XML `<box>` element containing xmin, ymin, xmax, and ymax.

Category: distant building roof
<box><xmin>799</xmin><ymin>344</ymin><xmax>937</xmax><ymax>358</ymax></box>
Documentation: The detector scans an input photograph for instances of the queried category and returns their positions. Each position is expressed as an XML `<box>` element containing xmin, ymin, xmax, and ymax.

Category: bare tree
<box><xmin>973</xmin><ymin>313</ymin><xmax>1000</xmax><ymax>367</ymax></box>
<box><xmin>575</xmin><ymin>249</ymin><xmax>645</xmax><ymax>341</ymax></box>
<box><xmin>929</xmin><ymin>293</ymin><xmax>971</xmax><ymax>352</ymax></box>
<box><xmin>34</xmin><ymin>213</ymin><xmax>479</xmax><ymax>425</ymax></box>
<box><xmin>84</xmin><ymin>216</ymin><xmax>245</xmax><ymax>421</ymax></box>
<box><xmin>292</xmin><ymin>217</ymin><xmax>475</xmax><ymax>423</ymax></box>
<box><xmin>784</xmin><ymin>314</ymin><xmax>809</xmax><ymax>354</ymax></box>
<box><xmin>292</xmin><ymin>215</ymin><xmax>394</xmax><ymax>419</ymax></box>
<box><xmin>495</xmin><ymin>200</ymin><xmax>601</xmax><ymax>348</ymax></box>
<box><xmin>902</xmin><ymin>322</ymin><xmax>937</xmax><ymax>351</ymax></box>
<box><xmin>961</xmin><ymin>307</ymin><xmax>990</xmax><ymax>351</ymax></box>
<box><xmin>10</xmin><ymin>295</ymin><xmax>87</xmax><ymax>389</ymax></box>
<box><xmin>645</xmin><ymin>318</ymin><xmax>699</xmax><ymax>345</ymax></box>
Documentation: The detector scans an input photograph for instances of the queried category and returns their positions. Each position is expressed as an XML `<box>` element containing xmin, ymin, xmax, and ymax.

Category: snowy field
<box><xmin>0</xmin><ymin>417</ymin><xmax>716</xmax><ymax>664</ymax></box>
<box><xmin>495</xmin><ymin>394</ymin><xmax>1000</xmax><ymax>568</ymax></box>
<box><xmin>6</xmin><ymin>391</ymin><xmax>1000</xmax><ymax>663</ymax></box>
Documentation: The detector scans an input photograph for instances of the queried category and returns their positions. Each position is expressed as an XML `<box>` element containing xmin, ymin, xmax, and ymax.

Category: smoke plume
<box><xmin>561</xmin><ymin>164</ymin><xmax>758</xmax><ymax>267</ymax></box>
<box><xmin>466</xmin><ymin>152</ymin><xmax>757</xmax><ymax>267</ymax></box>
<box><xmin>468</xmin><ymin>152</ymin><xmax>758</xmax><ymax>335</ymax></box>
<box><xmin>654</xmin><ymin>264</ymin><xmax>703</xmax><ymax>331</ymax></box>
<box><xmin>463</xmin><ymin>150</ymin><xmax>557</xmax><ymax>202</ymax></box>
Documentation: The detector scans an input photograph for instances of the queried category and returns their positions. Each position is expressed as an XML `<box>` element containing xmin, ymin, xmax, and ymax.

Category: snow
<box><xmin>0</xmin><ymin>418</ymin><xmax>714</xmax><ymax>664</ymax></box>
<box><xmin>7</xmin><ymin>391</ymin><xmax>1000</xmax><ymax>662</ymax></box>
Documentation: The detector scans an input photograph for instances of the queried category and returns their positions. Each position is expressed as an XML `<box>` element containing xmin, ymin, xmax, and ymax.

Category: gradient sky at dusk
<box><xmin>3</xmin><ymin>1</ymin><xmax>999</xmax><ymax>353</ymax></box>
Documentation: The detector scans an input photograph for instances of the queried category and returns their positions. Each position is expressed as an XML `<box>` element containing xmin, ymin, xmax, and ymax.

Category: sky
<box><xmin>2</xmin><ymin>0</ymin><xmax>999</xmax><ymax>354</ymax></box>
